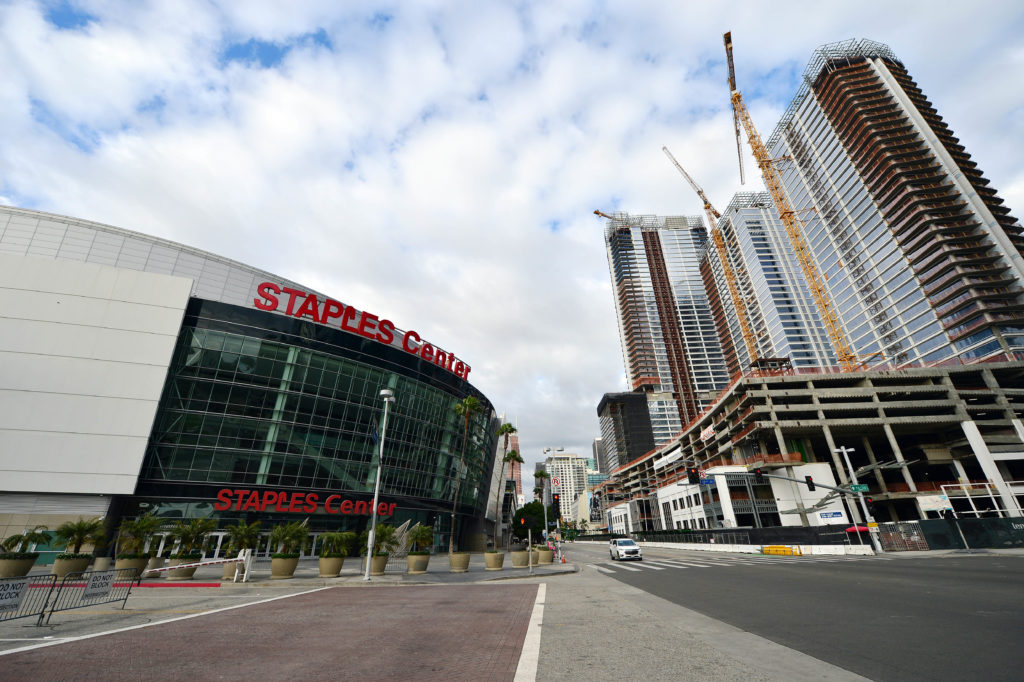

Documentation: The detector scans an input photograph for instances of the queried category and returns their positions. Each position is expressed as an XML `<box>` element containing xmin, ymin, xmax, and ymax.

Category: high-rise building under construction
<box><xmin>603</xmin><ymin>213</ymin><xmax>730</xmax><ymax>441</ymax></box>
<box><xmin>701</xmin><ymin>192</ymin><xmax>836</xmax><ymax>375</ymax></box>
<box><xmin>766</xmin><ymin>39</ymin><xmax>1024</xmax><ymax>367</ymax></box>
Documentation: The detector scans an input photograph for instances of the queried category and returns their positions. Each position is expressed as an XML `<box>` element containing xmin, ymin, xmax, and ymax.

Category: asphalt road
<box><xmin>568</xmin><ymin>543</ymin><xmax>1024</xmax><ymax>682</ymax></box>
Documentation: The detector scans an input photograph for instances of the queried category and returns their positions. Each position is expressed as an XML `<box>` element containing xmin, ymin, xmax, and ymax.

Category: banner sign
<box><xmin>214</xmin><ymin>488</ymin><xmax>396</xmax><ymax>517</ymax></box>
<box><xmin>0</xmin><ymin>578</ymin><xmax>29</xmax><ymax>613</ymax></box>
<box><xmin>254</xmin><ymin>282</ymin><xmax>470</xmax><ymax>380</ymax></box>
<box><xmin>83</xmin><ymin>571</ymin><xmax>115</xmax><ymax>601</ymax></box>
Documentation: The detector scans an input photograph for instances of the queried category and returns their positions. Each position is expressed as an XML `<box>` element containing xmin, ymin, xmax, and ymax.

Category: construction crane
<box><xmin>661</xmin><ymin>146</ymin><xmax>760</xmax><ymax>365</ymax></box>
<box><xmin>723</xmin><ymin>31</ymin><xmax>860</xmax><ymax>372</ymax></box>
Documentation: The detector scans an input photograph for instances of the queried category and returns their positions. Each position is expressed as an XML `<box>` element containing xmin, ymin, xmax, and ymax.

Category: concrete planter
<box><xmin>318</xmin><ymin>556</ymin><xmax>345</xmax><ymax>577</ymax></box>
<box><xmin>93</xmin><ymin>557</ymin><xmax>112</xmax><ymax>571</ymax></box>
<box><xmin>0</xmin><ymin>556</ymin><xmax>38</xmax><ymax>578</ymax></box>
<box><xmin>370</xmin><ymin>555</ymin><xmax>388</xmax><ymax>576</ymax></box>
<box><xmin>448</xmin><ymin>552</ymin><xmax>471</xmax><ymax>573</ymax></box>
<box><xmin>407</xmin><ymin>553</ymin><xmax>430</xmax><ymax>574</ymax></box>
<box><xmin>168</xmin><ymin>558</ymin><xmax>200</xmax><ymax>580</ymax></box>
<box><xmin>53</xmin><ymin>557</ymin><xmax>92</xmax><ymax>578</ymax></box>
<box><xmin>537</xmin><ymin>549</ymin><xmax>554</xmax><ymax>564</ymax></box>
<box><xmin>114</xmin><ymin>557</ymin><xmax>150</xmax><ymax>578</ymax></box>
<box><xmin>145</xmin><ymin>556</ymin><xmax>166</xmax><ymax>577</ymax></box>
<box><xmin>223</xmin><ymin>562</ymin><xmax>239</xmax><ymax>580</ymax></box>
<box><xmin>484</xmin><ymin>552</ymin><xmax>504</xmax><ymax>571</ymax></box>
<box><xmin>510</xmin><ymin>550</ymin><xmax>531</xmax><ymax>568</ymax></box>
<box><xmin>270</xmin><ymin>556</ymin><xmax>300</xmax><ymax>579</ymax></box>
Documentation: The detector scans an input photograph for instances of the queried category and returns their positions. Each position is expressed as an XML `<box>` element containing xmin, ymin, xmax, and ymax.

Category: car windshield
<box><xmin>618</xmin><ymin>540</ymin><xmax>637</xmax><ymax>547</ymax></box>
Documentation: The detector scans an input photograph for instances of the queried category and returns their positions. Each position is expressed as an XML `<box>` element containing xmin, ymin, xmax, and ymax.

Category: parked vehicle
<box><xmin>609</xmin><ymin>538</ymin><xmax>642</xmax><ymax>561</ymax></box>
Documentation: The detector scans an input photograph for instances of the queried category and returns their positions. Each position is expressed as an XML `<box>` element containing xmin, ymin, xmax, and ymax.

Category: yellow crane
<box><xmin>724</xmin><ymin>31</ymin><xmax>860</xmax><ymax>372</ymax></box>
<box><xmin>661</xmin><ymin>146</ymin><xmax>760</xmax><ymax>366</ymax></box>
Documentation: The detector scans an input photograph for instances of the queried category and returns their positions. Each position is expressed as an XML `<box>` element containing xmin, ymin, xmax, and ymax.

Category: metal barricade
<box><xmin>0</xmin><ymin>574</ymin><xmax>57</xmax><ymax>624</ymax></box>
<box><xmin>41</xmin><ymin>568</ymin><xmax>138</xmax><ymax>625</ymax></box>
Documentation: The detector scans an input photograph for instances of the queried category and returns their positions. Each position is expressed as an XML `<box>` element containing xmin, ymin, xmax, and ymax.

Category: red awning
<box><xmin>845</xmin><ymin>525</ymin><xmax>870</xmax><ymax>532</ymax></box>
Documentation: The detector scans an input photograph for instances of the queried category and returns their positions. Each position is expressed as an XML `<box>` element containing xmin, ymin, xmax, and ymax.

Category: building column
<box><xmin>960</xmin><ymin>420</ymin><xmax>1022</xmax><ymax>515</ymax></box>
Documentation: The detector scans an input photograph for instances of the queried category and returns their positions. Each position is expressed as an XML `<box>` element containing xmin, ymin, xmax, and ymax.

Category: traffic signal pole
<box><xmin>752</xmin><ymin>469</ymin><xmax>883</xmax><ymax>554</ymax></box>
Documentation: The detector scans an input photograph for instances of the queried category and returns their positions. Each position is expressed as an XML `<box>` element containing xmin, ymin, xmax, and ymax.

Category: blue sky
<box><xmin>2</xmin><ymin>0</ymin><xmax>1023</xmax><ymax>471</ymax></box>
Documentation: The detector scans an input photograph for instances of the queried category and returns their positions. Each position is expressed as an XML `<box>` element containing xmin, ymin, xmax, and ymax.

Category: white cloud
<box><xmin>1</xmin><ymin>0</ymin><xmax>1022</xmax><ymax>476</ymax></box>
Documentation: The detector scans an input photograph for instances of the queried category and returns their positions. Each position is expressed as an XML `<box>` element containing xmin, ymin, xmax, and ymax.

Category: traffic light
<box><xmin>753</xmin><ymin>468</ymin><xmax>765</xmax><ymax>484</ymax></box>
<box><xmin>552</xmin><ymin>493</ymin><xmax>561</xmax><ymax>519</ymax></box>
<box><xmin>805</xmin><ymin>475</ymin><xmax>815</xmax><ymax>492</ymax></box>
<box><xmin>864</xmin><ymin>496</ymin><xmax>874</xmax><ymax>514</ymax></box>
<box><xmin>687</xmin><ymin>467</ymin><xmax>700</xmax><ymax>485</ymax></box>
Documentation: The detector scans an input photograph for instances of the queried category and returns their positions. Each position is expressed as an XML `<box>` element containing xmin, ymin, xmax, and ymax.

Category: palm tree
<box><xmin>407</xmin><ymin>524</ymin><xmax>434</xmax><ymax>554</ymax></box>
<box><xmin>359</xmin><ymin>523</ymin><xmax>399</xmax><ymax>556</ymax></box>
<box><xmin>1</xmin><ymin>525</ymin><xmax>50</xmax><ymax>556</ymax></box>
<box><xmin>494</xmin><ymin>449</ymin><xmax>524</xmax><ymax>547</ymax></box>
<box><xmin>116</xmin><ymin>513</ymin><xmax>164</xmax><ymax>557</ymax></box>
<box><xmin>224</xmin><ymin>520</ymin><xmax>262</xmax><ymax>555</ymax></box>
<box><xmin>318</xmin><ymin>531</ymin><xmax>356</xmax><ymax>557</ymax></box>
<box><xmin>167</xmin><ymin>518</ymin><xmax>217</xmax><ymax>557</ymax></box>
<box><xmin>492</xmin><ymin>422</ymin><xmax>518</xmax><ymax>544</ymax></box>
<box><xmin>450</xmin><ymin>395</ymin><xmax>483</xmax><ymax>555</ymax></box>
<box><xmin>269</xmin><ymin>521</ymin><xmax>309</xmax><ymax>556</ymax></box>
<box><xmin>54</xmin><ymin>517</ymin><xmax>105</xmax><ymax>556</ymax></box>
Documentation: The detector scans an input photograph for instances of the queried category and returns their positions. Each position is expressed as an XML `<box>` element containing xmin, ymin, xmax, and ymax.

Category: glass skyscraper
<box><xmin>766</xmin><ymin>39</ymin><xmax>1024</xmax><ymax>367</ymax></box>
<box><xmin>603</xmin><ymin>213</ymin><xmax>730</xmax><ymax>439</ymax></box>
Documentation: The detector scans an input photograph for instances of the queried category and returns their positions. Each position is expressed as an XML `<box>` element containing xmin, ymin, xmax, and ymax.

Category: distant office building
<box><xmin>507</xmin><ymin>433</ymin><xmax>522</xmax><ymax>498</ymax></box>
<box><xmin>767</xmin><ymin>39</ymin><xmax>1024</xmax><ymax>366</ymax></box>
<box><xmin>597</xmin><ymin>392</ymin><xmax>656</xmax><ymax>469</ymax></box>
<box><xmin>602</xmin><ymin>213</ymin><xmax>730</xmax><ymax>436</ymax></box>
<box><xmin>544</xmin><ymin>451</ymin><xmax>587</xmax><ymax>523</ymax></box>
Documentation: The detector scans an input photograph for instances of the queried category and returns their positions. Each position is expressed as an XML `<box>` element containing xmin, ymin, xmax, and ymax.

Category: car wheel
<box><xmin>610</xmin><ymin>552</ymin><xmax>615</xmax><ymax>560</ymax></box>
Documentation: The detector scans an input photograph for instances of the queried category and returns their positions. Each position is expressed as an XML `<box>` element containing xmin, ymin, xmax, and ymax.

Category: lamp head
<box><xmin>380</xmin><ymin>388</ymin><xmax>394</xmax><ymax>400</ymax></box>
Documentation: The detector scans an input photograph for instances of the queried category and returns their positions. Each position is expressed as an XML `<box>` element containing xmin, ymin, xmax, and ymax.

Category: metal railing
<box><xmin>0</xmin><ymin>568</ymin><xmax>138</xmax><ymax>627</ymax></box>
<box><xmin>41</xmin><ymin>568</ymin><xmax>138</xmax><ymax>625</ymax></box>
<box><xmin>0</xmin><ymin>574</ymin><xmax>57</xmax><ymax>625</ymax></box>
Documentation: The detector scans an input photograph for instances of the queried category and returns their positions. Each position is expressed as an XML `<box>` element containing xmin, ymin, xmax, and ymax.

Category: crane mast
<box><xmin>723</xmin><ymin>32</ymin><xmax>859</xmax><ymax>372</ymax></box>
<box><xmin>661</xmin><ymin>146</ymin><xmax>760</xmax><ymax>366</ymax></box>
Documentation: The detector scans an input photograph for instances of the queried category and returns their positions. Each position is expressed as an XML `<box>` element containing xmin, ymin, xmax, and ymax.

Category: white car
<box><xmin>609</xmin><ymin>538</ymin><xmax>642</xmax><ymax>561</ymax></box>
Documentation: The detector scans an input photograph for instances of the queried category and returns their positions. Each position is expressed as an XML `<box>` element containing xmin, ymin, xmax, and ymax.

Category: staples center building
<box><xmin>0</xmin><ymin>206</ymin><xmax>497</xmax><ymax>550</ymax></box>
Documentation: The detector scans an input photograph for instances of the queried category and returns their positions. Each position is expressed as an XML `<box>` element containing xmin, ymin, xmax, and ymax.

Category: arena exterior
<box><xmin>0</xmin><ymin>205</ymin><xmax>498</xmax><ymax>555</ymax></box>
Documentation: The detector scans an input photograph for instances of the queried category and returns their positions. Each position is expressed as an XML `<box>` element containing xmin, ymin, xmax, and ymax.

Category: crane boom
<box><xmin>723</xmin><ymin>31</ymin><xmax>859</xmax><ymax>372</ymax></box>
<box><xmin>661</xmin><ymin>146</ymin><xmax>759</xmax><ymax>364</ymax></box>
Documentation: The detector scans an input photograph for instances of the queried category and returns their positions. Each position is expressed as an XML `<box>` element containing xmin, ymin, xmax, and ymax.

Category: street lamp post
<box><xmin>364</xmin><ymin>388</ymin><xmax>395</xmax><ymax>581</ymax></box>
<box><xmin>834</xmin><ymin>446</ymin><xmax>883</xmax><ymax>554</ymax></box>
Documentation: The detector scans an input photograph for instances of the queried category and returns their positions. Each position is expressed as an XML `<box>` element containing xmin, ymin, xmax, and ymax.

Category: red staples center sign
<box><xmin>253</xmin><ymin>282</ymin><xmax>471</xmax><ymax>380</ymax></box>
<box><xmin>214</xmin><ymin>488</ymin><xmax>396</xmax><ymax>517</ymax></box>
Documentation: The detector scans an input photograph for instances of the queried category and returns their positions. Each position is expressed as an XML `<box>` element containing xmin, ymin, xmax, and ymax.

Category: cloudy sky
<box><xmin>2</xmin><ymin>1</ymin><xmax>1023</xmax><ymax>474</ymax></box>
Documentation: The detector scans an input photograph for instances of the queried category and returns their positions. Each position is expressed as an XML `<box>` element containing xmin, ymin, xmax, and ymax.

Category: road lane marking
<box><xmin>630</xmin><ymin>562</ymin><xmax>665</xmax><ymax>570</ymax></box>
<box><xmin>605</xmin><ymin>562</ymin><xmax>641</xmax><ymax>571</ymax></box>
<box><xmin>514</xmin><ymin>583</ymin><xmax>545</xmax><ymax>682</ymax></box>
<box><xmin>0</xmin><ymin>586</ymin><xmax>333</xmax><ymax>658</ymax></box>
<box><xmin>589</xmin><ymin>563</ymin><xmax>615</xmax><ymax>574</ymax></box>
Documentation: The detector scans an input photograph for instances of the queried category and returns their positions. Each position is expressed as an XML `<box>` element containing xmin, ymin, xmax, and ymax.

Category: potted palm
<box><xmin>222</xmin><ymin>520</ymin><xmax>261</xmax><ymax>579</ymax></box>
<box><xmin>317</xmin><ymin>531</ymin><xmax>355</xmax><ymax>577</ymax></box>
<box><xmin>269</xmin><ymin>521</ymin><xmax>309</xmax><ymax>579</ymax></box>
<box><xmin>0</xmin><ymin>526</ymin><xmax>49</xmax><ymax>578</ymax></box>
<box><xmin>114</xmin><ymin>513</ymin><xmax>164</xmax><ymax>577</ymax></box>
<box><xmin>53</xmin><ymin>518</ymin><xmax>105</xmax><ymax>577</ymax></box>
<box><xmin>166</xmin><ymin>518</ymin><xmax>216</xmax><ymax>579</ymax></box>
<box><xmin>406</xmin><ymin>524</ymin><xmax>434</xmax><ymax>574</ymax></box>
<box><xmin>359</xmin><ymin>524</ymin><xmax>398</xmax><ymax>575</ymax></box>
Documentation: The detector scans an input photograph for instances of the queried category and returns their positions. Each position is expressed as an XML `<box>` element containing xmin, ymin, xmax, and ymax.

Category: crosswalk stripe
<box><xmin>606</xmin><ymin>562</ymin><xmax>641</xmax><ymax>572</ymax></box>
<box><xmin>589</xmin><ymin>563</ymin><xmax>615</xmax><ymax>574</ymax></box>
<box><xmin>630</xmin><ymin>561</ymin><xmax>665</xmax><ymax>570</ymax></box>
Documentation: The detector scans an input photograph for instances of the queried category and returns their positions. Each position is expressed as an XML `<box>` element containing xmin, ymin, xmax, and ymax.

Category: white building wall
<box><xmin>0</xmin><ymin>253</ymin><xmax>191</xmax><ymax>495</ymax></box>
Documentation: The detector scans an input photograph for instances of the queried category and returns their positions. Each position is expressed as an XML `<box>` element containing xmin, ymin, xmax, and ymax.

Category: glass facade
<box><xmin>603</xmin><ymin>213</ymin><xmax>729</xmax><ymax>442</ymax></box>
<box><xmin>135</xmin><ymin>300</ymin><xmax>496</xmax><ymax>538</ymax></box>
<box><xmin>765</xmin><ymin>41</ymin><xmax>1024</xmax><ymax>366</ymax></box>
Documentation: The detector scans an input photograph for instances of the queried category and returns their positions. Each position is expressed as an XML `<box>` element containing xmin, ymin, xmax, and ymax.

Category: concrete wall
<box><xmin>0</xmin><ymin>253</ymin><xmax>191</xmax><ymax>496</ymax></box>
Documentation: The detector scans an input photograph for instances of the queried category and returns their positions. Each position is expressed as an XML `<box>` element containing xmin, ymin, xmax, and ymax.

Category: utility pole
<box><xmin>835</xmin><ymin>446</ymin><xmax>883</xmax><ymax>553</ymax></box>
